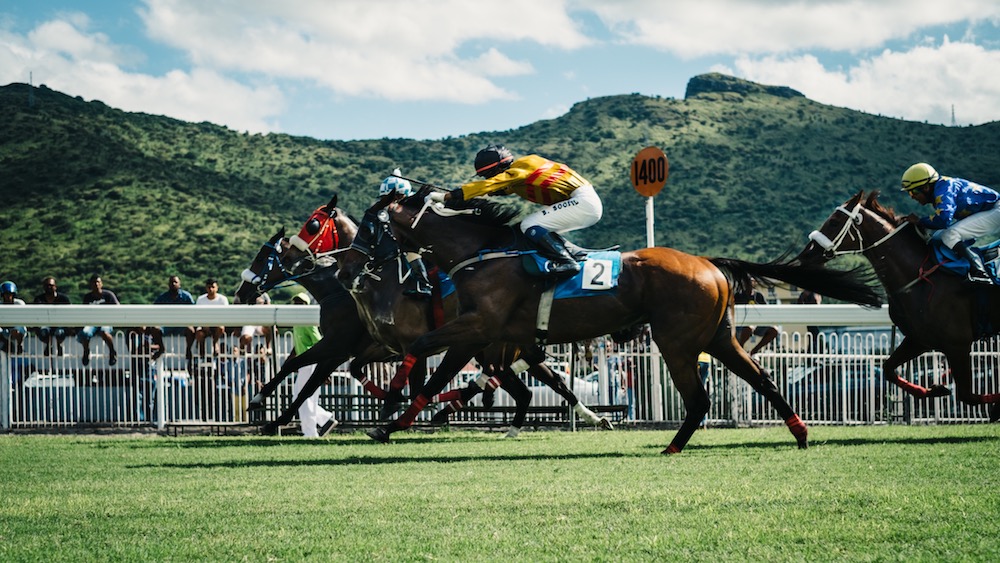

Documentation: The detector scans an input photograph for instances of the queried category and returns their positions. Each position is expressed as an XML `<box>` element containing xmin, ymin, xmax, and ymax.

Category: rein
<box><xmin>811</xmin><ymin>202</ymin><xmax>936</xmax><ymax>294</ymax></box>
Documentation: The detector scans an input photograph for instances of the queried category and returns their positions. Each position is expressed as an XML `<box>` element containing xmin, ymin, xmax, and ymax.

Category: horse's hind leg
<box><xmin>708</xmin><ymin>337</ymin><xmax>808</xmax><ymax>449</ymax></box>
<box><xmin>658</xmin><ymin>350</ymin><xmax>710</xmax><ymax>454</ymax></box>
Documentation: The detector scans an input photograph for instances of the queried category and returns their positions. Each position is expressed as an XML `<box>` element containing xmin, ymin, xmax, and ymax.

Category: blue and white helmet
<box><xmin>379</xmin><ymin>168</ymin><xmax>413</xmax><ymax>197</ymax></box>
<box><xmin>0</xmin><ymin>281</ymin><xmax>16</xmax><ymax>295</ymax></box>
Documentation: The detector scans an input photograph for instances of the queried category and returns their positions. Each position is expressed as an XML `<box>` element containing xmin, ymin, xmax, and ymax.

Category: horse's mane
<box><xmin>863</xmin><ymin>191</ymin><xmax>903</xmax><ymax>225</ymax></box>
<box><xmin>447</xmin><ymin>196</ymin><xmax>521</xmax><ymax>227</ymax></box>
<box><xmin>401</xmin><ymin>187</ymin><xmax>521</xmax><ymax>228</ymax></box>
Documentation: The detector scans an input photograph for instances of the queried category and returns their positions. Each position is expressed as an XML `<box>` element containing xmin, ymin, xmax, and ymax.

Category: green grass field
<box><xmin>1</xmin><ymin>425</ymin><xmax>998</xmax><ymax>562</ymax></box>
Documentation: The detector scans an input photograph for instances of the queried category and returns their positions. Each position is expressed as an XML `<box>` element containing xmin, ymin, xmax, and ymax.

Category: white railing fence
<box><xmin>1</xmin><ymin>305</ymin><xmax>997</xmax><ymax>431</ymax></box>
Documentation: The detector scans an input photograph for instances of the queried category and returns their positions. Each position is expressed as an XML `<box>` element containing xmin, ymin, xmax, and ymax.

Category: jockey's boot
<box><xmin>955</xmin><ymin>241</ymin><xmax>992</xmax><ymax>284</ymax></box>
<box><xmin>404</xmin><ymin>257</ymin><xmax>433</xmax><ymax>298</ymax></box>
<box><xmin>525</xmin><ymin>226</ymin><xmax>581</xmax><ymax>276</ymax></box>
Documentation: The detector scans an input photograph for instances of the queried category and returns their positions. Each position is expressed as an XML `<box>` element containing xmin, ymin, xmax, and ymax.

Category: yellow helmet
<box><xmin>901</xmin><ymin>163</ymin><xmax>939</xmax><ymax>191</ymax></box>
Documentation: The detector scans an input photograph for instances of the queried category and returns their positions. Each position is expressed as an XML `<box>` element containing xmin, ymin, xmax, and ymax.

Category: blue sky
<box><xmin>4</xmin><ymin>1</ymin><xmax>1000</xmax><ymax>141</ymax></box>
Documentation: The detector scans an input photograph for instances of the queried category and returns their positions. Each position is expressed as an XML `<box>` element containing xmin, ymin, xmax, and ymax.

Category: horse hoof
<box><xmin>247</xmin><ymin>401</ymin><xmax>264</xmax><ymax>412</ymax></box>
<box><xmin>989</xmin><ymin>402</ymin><xmax>1000</xmax><ymax>423</ymax></box>
<box><xmin>661</xmin><ymin>444</ymin><xmax>681</xmax><ymax>455</ymax></box>
<box><xmin>260</xmin><ymin>423</ymin><xmax>279</xmax><ymax>436</ymax></box>
<box><xmin>598</xmin><ymin>418</ymin><xmax>614</xmax><ymax>431</ymax></box>
<box><xmin>366</xmin><ymin>426</ymin><xmax>391</xmax><ymax>443</ymax></box>
<box><xmin>797</xmin><ymin>439</ymin><xmax>809</xmax><ymax>450</ymax></box>
<box><xmin>927</xmin><ymin>384</ymin><xmax>952</xmax><ymax>398</ymax></box>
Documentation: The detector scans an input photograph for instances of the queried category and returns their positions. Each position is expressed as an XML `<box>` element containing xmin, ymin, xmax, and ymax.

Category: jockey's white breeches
<box><xmin>520</xmin><ymin>184</ymin><xmax>603</xmax><ymax>235</ymax></box>
<box><xmin>935</xmin><ymin>205</ymin><xmax>1000</xmax><ymax>248</ymax></box>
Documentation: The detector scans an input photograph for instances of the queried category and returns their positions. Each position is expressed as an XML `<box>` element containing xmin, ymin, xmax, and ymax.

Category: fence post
<box><xmin>154</xmin><ymin>358</ymin><xmax>166</xmax><ymax>431</ymax></box>
<box><xmin>649</xmin><ymin>341</ymin><xmax>664</xmax><ymax>421</ymax></box>
<box><xmin>1</xmin><ymin>351</ymin><xmax>9</xmax><ymax>431</ymax></box>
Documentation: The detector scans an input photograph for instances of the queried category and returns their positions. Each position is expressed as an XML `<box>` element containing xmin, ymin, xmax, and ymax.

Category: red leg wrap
<box><xmin>360</xmin><ymin>378</ymin><xmax>387</xmax><ymax>400</ymax></box>
<box><xmin>396</xmin><ymin>395</ymin><xmax>429</xmax><ymax>428</ymax></box>
<box><xmin>487</xmin><ymin>376</ymin><xmax>501</xmax><ymax>390</ymax></box>
<box><xmin>663</xmin><ymin>443</ymin><xmax>681</xmax><ymax>454</ymax></box>
<box><xmin>980</xmin><ymin>393</ymin><xmax>1000</xmax><ymax>404</ymax></box>
<box><xmin>389</xmin><ymin>355</ymin><xmax>417</xmax><ymax>392</ymax></box>
<box><xmin>891</xmin><ymin>376</ymin><xmax>931</xmax><ymax>397</ymax></box>
<box><xmin>785</xmin><ymin>414</ymin><xmax>808</xmax><ymax>442</ymax></box>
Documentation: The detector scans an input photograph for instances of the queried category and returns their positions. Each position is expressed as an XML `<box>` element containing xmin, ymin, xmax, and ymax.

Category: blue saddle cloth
<box><xmin>931</xmin><ymin>239</ymin><xmax>1000</xmax><ymax>283</ymax></box>
<box><xmin>434</xmin><ymin>269</ymin><xmax>456</xmax><ymax>298</ymax></box>
<box><xmin>525</xmin><ymin>251</ymin><xmax>623</xmax><ymax>299</ymax></box>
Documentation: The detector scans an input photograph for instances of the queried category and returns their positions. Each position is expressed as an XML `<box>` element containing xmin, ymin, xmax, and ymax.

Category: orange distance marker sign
<box><xmin>630</xmin><ymin>146</ymin><xmax>669</xmax><ymax>197</ymax></box>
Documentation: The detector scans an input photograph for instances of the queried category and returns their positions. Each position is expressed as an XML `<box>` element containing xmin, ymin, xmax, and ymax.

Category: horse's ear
<box><xmin>864</xmin><ymin>190</ymin><xmax>882</xmax><ymax>208</ymax></box>
<box><xmin>271</xmin><ymin>227</ymin><xmax>285</xmax><ymax>242</ymax></box>
<box><xmin>848</xmin><ymin>190</ymin><xmax>865</xmax><ymax>206</ymax></box>
<box><xmin>325</xmin><ymin>194</ymin><xmax>338</xmax><ymax>212</ymax></box>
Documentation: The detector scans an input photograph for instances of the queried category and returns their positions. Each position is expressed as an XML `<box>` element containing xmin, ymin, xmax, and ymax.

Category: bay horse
<box><xmin>238</xmin><ymin>198</ymin><xmax>613</xmax><ymax>435</ymax></box>
<box><xmin>796</xmin><ymin>190</ymin><xmax>1000</xmax><ymax>420</ymax></box>
<box><xmin>351</xmin><ymin>187</ymin><xmax>882</xmax><ymax>453</ymax></box>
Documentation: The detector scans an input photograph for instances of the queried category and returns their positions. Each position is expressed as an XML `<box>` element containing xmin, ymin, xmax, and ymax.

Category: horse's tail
<box><xmin>709</xmin><ymin>257</ymin><xmax>883</xmax><ymax>308</ymax></box>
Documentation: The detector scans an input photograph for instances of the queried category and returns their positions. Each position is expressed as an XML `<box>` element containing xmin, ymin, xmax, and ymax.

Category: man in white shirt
<box><xmin>194</xmin><ymin>278</ymin><xmax>229</xmax><ymax>359</ymax></box>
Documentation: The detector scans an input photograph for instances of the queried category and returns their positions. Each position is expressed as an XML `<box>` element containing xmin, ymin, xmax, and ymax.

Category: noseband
<box><xmin>240</xmin><ymin>238</ymin><xmax>299</xmax><ymax>293</ymax></box>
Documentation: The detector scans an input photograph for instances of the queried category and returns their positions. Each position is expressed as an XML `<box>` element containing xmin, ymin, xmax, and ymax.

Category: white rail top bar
<box><xmin>0</xmin><ymin>305</ymin><xmax>321</xmax><ymax>327</ymax></box>
<box><xmin>0</xmin><ymin>304</ymin><xmax>891</xmax><ymax>327</ymax></box>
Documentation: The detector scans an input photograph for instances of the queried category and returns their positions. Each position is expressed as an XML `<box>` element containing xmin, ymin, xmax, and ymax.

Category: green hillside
<box><xmin>2</xmin><ymin>73</ymin><xmax>999</xmax><ymax>303</ymax></box>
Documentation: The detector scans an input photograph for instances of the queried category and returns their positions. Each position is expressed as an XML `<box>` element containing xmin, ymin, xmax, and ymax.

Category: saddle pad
<box><xmin>553</xmin><ymin>251</ymin><xmax>622</xmax><ymax>299</ymax></box>
<box><xmin>931</xmin><ymin>239</ymin><xmax>1000</xmax><ymax>282</ymax></box>
<box><xmin>434</xmin><ymin>269</ymin><xmax>456</xmax><ymax>299</ymax></box>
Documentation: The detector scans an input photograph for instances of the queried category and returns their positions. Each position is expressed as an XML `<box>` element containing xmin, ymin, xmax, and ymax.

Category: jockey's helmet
<box><xmin>379</xmin><ymin>168</ymin><xmax>413</xmax><ymax>197</ymax></box>
<box><xmin>0</xmin><ymin>281</ymin><xmax>16</xmax><ymax>295</ymax></box>
<box><xmin>901</xmin><ymin>163</ymin><xmax>939</xmax><ymax>192</ymax></box>
<box><xmin>474</xmin><ymin>145</ymin><xmax>514</xmax><ymax>178</ymax></box>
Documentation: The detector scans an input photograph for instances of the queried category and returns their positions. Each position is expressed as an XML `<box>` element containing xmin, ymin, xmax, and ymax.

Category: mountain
<box><xmin>3</xmin><ymin>73</ymin><xmax>1000</xmax><ymax>303</ymax></box>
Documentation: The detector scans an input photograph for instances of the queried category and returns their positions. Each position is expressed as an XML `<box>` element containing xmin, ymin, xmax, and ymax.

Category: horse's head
<box><xmin>336</xmin><ymin>205</ymin><xmax>404</xmax><ymax>289</ymax></box>
<box><xmin>285</xmin><ymin>194</ymin><xmax>358</xmax><ymax>266</ymax></box>
<box><xmin>795</xmin><ymin>190</ymin><xmax>903</xmax><ymax>265</ymax></box>
<box><xmin>236</xmin><ymin>228</ymin><xmax>291</xmax><ymax>304</ymax></box>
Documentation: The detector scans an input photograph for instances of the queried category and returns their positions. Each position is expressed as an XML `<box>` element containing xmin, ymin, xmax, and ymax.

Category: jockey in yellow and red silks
<box><xmin>431</xmin><ymin>145</ymin><xmax>603</xmax><ymax>276</ymax></box>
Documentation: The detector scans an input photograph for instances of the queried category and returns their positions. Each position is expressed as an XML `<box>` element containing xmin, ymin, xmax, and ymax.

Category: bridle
<box><xmin>808</xmin><ymin>203</ymin><xmax>908</xmax><ymax>258</ymax></box>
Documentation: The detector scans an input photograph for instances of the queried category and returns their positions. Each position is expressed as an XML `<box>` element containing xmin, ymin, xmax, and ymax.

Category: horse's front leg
<box><xmin>367</xmin><ymin>343</ymin><xmax>486</xmax><ymax>443</ymax></box>
<box><xmin>249</xmin><ymin>337</ymin><xmax>340</xmax><ymax>410</ymax></box>
<box><xmin>884</xmin><ymin>337</ymin><xmax>951</xmax><ymax>399</ymax></box>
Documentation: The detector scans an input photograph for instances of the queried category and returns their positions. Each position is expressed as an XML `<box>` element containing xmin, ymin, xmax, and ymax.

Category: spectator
<box><xmin>31</xmin><ymin>276</ymin><xmax>72</xmax><ymax>356</ymax></box>
<box><xmin>796</xmin><ymin>289</ymin><xmax>823</xmax><ymax>351</ymax></box>
<box><xmin>77</xmin><ymin>274</ymin><xmax>119</xmax><ymax>366</ymax></box>
<box><xmin>289</xmin><ymin>292</ymin><xmax>337</xmax><ymax>437</ymax></box>
<box><xmin>0</xmin><ymin>281</ymin><xmax>26</xmax><ymax>354</ymax></box>
<box><xmin>194</xmin><ymin>278</ymin><xmax>228</xmax><ymax>360</ymax></box>
<box><xmin>238</xmin><ymin>292</ymin><xmax>273</xmax><ymax>357</ymax></box>
<box><xmin>735</xmin><ymin>278</ymin><xmax>778</xmax><ymax>357</ymax></box>
<box><xmin>150</xmin><ymin>275</ymin><xmax>196</xmax><ymax>361</ymax></box>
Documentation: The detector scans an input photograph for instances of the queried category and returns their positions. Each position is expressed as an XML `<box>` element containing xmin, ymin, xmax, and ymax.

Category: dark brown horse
<box><xmin>796</xmin><ymin>190</ymin><xmax>1000</xmax><ymax>420</ymax></box>
<box><xmin>239</xmin><ymin>198</ymin><xmax>613</xmax><ymax>434</ymax></box>
<box><xmin>350</xmin><ymin>187</ymin><xmax>882</xmax><ymax>453</ymax></box>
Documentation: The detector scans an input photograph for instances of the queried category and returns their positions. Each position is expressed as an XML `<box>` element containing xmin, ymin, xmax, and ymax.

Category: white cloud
<box><xmin>717</xmin><ymin>38</ymin><xmax>1000</xmax><ymax>125</ymax></box>
<box><xmin>0</xmin><ymin>14</ymin><xmax>284</xmax><ymax>132</ymax></box>
<box><xmin>581</xmin><ymin>0</ymin><xmax>1000</xmax><ymax>58</ymax></box>
<box><xmin>137</xmin><ymin>0</ymin><xmax>586</xmax><ymax>102</ymax></box>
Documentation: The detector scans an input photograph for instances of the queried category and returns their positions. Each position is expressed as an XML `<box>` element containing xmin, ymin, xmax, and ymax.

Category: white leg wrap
<box><xmin>574</xmin><ymin>403</ymin><xmax>600</xmax><ymax>425</ymax></box>
<box><xmin>505</xmin><ymin>426</ymin><xmax>522</xmax><ymax>438</ymax></box>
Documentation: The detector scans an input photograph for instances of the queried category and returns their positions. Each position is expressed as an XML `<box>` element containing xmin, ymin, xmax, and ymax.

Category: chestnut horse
<box><xmin>350</xmin><ymin>187</ymin><xmax>882</xmax><ymax>453</ymax></box>
<box><xmin>237</xmin><ymin>198</ymin><xmax>613</xmax><ymax>435</ymax></box>
<box><xmin>796</xmin><ymin>190</ymin><xmax>1000</xmax><ymax>420</ymax></box>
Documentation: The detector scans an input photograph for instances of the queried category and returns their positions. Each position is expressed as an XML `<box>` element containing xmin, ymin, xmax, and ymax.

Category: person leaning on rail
<box><xmin>429</xmin><ymin>145</ymin><xmax>603</xmax><ymax>276</ymax></box>
<box><xmin>902</xmin><ymin>162</ymin><xmax>1000</xmax><ymax>284</ymax></box>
